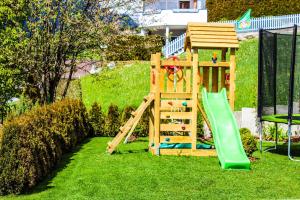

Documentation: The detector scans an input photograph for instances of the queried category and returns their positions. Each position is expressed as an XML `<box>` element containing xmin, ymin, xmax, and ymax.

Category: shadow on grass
<box><xmin>115</xmin><ymin>148</ymin><xmax>148</xmax><ymax>154</ymax></box>
<box><xmin>266</xmin><ymin>143</ymin><xmax>300</xmax><ymax>157</ymax></box>
<box><xmin>24</xmin><ymin>137</ymin><xmax>93</xmax><ymax>195</ymax></box>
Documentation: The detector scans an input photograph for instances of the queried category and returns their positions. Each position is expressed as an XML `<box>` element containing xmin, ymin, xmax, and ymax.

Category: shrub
<box><xmin>104</xmin><ymin>104</ymin><xmax>121</xmax><ymax>137</ymax></box>
<box><xmin>89</xmin><ymin>102</ymin><xmax>105</xmax><ymax>136</ymax></box>
<box><xmin>121</xmin><ymin>106</ymin><xmax>135</xmax><ymax>126</ymax></box>
<box><xmin>0</xmin><ymin>99</ymin><xmax>92</xmax><ymax>195</ymax></box>
<box><xmin>106</xmin><ymin>35</ymin><xmax>163</xmax><ymax>61</ymax></box>
<box><xmin>239</xmin><ymin>128</ymin><xmax>257</xmax><ymax>157</ymax></box>
<box><xmin>263</xmin><ymin>124</ymin><xmax>287</xmax><ymax>141</ymax></box>
<box><xmin>206</xmin><ymin>0</ymin><xmax>300</xmax><ymax>21</ymax></box>
<box><xmin>135</xmin><ymin>111</ymin><xmax>149</xmax><ymax>137</ymax></box>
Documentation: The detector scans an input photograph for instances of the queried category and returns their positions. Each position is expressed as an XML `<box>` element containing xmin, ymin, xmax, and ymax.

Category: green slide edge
<box><xmin>202</xmin><ymin>88</ymin><xmax>250</xmax><ymax>170</ymax></box>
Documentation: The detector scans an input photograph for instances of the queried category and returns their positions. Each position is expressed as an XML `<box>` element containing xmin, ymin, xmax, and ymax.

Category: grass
<box><xmin>81</xmin><ymin>61</ymin><xmax>150</xmax><ymax>112</ymax></box>
<box><xmin>1</xmin><ymin>137</ymin><xmax>300</xmax><ymax>200</ymax></box>
<box><xmin>81</xmin><ymin>39</ymin><xmax>258</xmax><ymax>111</ymax></box>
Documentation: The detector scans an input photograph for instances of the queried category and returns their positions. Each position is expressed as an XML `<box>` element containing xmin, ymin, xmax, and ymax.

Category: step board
<box><xmin>160</xmin><ymin>124</ymin><xmax>192</xmax><ymax>132</ymax></box>
<box><xmin>160</xmin><ymin>112</ymin><xmax>192</xmax><ymax>120</ymax></box>
<box><xmin>161</xmin><ymin>100</ymin><xmax>193</xmax><ymax>108</ymax></box>
<box><xmin>161</xmin><ymin>92</ymin><xmax>192</xmax><ymax>99</ymax></box>
<box><xmin>160</xmin><ymin>136</ymin><xmax>192</xmax><ymax>143</ymax></box>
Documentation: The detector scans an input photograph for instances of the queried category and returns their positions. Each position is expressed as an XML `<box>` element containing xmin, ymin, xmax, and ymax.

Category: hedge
<box><xmin>239</xmin><ymin>128</ymin><xmax>257</xmax><ymax>157</ymax></box>
<box><xmin>105</xmin><ymin>35</ymin><xmax>163</xmax><ymax>61</ymax></box>
<box><xmin>0</xmin><ymin>99</ymin><xmax>92</xmax><ymax>195</ymax></box>
<box><xmin>207</xmin><ymin>0</ymin><xmax>300</xmax><ymax>21</ymax></box>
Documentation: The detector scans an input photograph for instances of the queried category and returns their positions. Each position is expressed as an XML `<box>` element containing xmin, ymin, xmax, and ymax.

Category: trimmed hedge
<box><xmin>106</xmin><ymin>35</ymin><xmax>163</xmax><ymax>61</ymax></box>
<box><xmin>207</xmin><ymin>0</ymin><xmax>300</xmax><ymax>21</ymax></box>
<box><xmin>0</xmin><ymin>99</ymin><xmax>92</xmax><ymax>195</ymax></box>
<box><xmin>89</xmin><ymin>102</ymin><xmax>105</xmax><ymax>136</ymax></box>
<box><xmin>239</xmin><ymin>128</ymin><xmax>257</xmax><ymax>157</ymax></box>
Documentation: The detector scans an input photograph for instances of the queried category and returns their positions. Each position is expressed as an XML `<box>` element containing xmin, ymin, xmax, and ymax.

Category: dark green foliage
<box><xmin>206</xmin><ymin>0</ymin><xmax>300</xmax><ymax>21</ymax></box>
<box><xmin>263</xmin><ymin>124</ymin><xmax>287</xmax><ymax>141</ymax></box>
<box><xmin>89</xmin><ymin>102</ymin><xmax>105</xmax><ymax>136</ymax></box>
<box><xmin>197</xmin><ymin>112</ymin><xmax>204</xmax><ymax>138</ymax></box>
<box><xmin>106</xmin><ymin>35</ymin><xmax>163</xmax><ymax>61</ymax></box>
<box><xmin>135</xmin><ymin>111</ymin><xmax>149</xmax><ymax>137</ymax></box>
<box><xmin>239</xmin><ymin>128</ymin><xmax>258</xmax><ymax>157</ymax></box>
<box><xmin>104</xmin><ymin>104</ymin><xmax>120</xmax><ymax>137</ymax></box>
<box><xmin>0</xmin><ymin>99</ymin><xmax>92</xmax><ymax>195</ymax></box>
<box><xmin>121</xmin><ymin>106</ymin><xmax>135</xmax><ymax>125</ymax></box>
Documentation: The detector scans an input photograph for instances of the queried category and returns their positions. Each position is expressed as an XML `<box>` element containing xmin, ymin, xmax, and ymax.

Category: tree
<box><xmin>1</xmin><ymin>0</ymin><xmax>138</xmax><ymax>104</ymax></box>
<box><xmin>0</xmin><ymin>0</ymin><xmax>28</xmax><ymax>122</ymax></box>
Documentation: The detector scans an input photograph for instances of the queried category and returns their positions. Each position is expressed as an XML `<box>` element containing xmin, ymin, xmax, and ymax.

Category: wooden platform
<box><xmin>149</xmin><ymin>147</ymin><xmax>217</xmax><ymax>157</ymax></box>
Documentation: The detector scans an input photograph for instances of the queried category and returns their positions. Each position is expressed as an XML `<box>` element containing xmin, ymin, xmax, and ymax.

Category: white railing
<box><xmin>221</xmin><ymin>13</ymin><xmax>300</xmax><ymax>33</ymax></box>
<box><xmin>163</xmin><ymin>13</ymin><xmax>300</xmax><ymax>57</ymax></box>
<box><xmin>162</xmin><ymin>33</ymin><xmax>186</xmax><ymax>56</ymax></box>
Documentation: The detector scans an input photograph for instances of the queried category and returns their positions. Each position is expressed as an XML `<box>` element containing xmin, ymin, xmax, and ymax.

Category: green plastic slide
<box><xmin>202</xmin><ymin>88</ymin><xmax>250</xmax><ymax>170</ymax></box>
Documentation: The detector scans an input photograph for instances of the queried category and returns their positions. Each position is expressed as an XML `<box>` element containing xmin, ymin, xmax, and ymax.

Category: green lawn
<box><xmin>2</xmin><ymin>137</ymin><xmax>300</xmax><ymax>200</ymax></box>
<box><xmin>81</xmin><ymin>39</ymin><xmax>258</xmax><ymax>112</ymax></box>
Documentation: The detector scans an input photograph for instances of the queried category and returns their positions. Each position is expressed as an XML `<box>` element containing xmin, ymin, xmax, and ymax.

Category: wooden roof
<box><xmin>184</xmin><ymin>23</ymin><xmax>239</xmax><ymax>50</ymax></box>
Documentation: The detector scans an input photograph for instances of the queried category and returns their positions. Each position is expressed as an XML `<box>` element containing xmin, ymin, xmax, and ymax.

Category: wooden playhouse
<box><xmin>107</xmin><ymin>23</ymin><xmax>239</xmax><ymax>157</ymax></box>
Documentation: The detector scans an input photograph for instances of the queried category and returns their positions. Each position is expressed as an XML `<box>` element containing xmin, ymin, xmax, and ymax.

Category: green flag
<box><xmin>237</xmin><ymin>9</ymin><xmax>252</xmax><ymax>30</ymax></box>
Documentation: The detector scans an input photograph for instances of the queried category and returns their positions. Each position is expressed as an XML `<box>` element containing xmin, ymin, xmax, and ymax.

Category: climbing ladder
<box><xmin>148</xmin><ymin>53</ymin><xmax>215</xmax><ymax>156</ymax></box>
<box><xmin>107</xmin><ymin>94</ymin><xmax>154</xmax><ymax>154</ymax></box>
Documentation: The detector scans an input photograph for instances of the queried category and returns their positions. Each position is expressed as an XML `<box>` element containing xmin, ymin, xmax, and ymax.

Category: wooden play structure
<box><xmin>107</xmin><ymin>23</ymin><xmax>239</xmax><ymax>156</ymax></box>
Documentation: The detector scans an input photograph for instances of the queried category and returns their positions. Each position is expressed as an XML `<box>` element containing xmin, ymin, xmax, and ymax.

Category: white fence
<box><xmin>163</xmin><ymin>13</ymin><xmax>300</xmax><ymax>57</ymax></box>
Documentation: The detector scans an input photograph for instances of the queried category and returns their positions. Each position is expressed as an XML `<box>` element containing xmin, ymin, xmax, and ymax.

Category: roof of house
<box><xmin>184</xmin><ymin>23</ymin><xmax>239</xmax><ymax>50</ymax></box>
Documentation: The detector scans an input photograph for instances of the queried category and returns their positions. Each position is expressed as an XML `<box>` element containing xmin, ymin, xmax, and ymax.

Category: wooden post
<box><xmin>229</xmin><ymin>48</ymin><xmax>236</xmax><ymax>110</ymax></box>
<box><xmin>221</xmin><ymin>49</ymin><xmax>227</xmax><ymax>89</ymax></box>
<box><xmin>186</xmin><ymin>47</ymin><xmax>192</xmax><ymax>62</ymax></box>
<box><xmin>192</xmin><ymin>52</ymin><xmax>198</xmax><ymax>151</ymax></box>
<box><xmin>212</xmin><ymin>67</ymin><xmax>219</xmax><ymax>92</ymax></box>
<box><xmin>148</xmin><ymin>103</ymin><xmax>154</xmax><ymax>148</ymax></box>
<box><xmin>154</xmin><ymin>53</ymin><xmax>161</xmax><ymax>155</ymax></box>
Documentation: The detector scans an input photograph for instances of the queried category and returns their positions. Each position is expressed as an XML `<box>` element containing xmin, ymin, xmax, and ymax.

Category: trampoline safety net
<box><xmin>258</xmin><ymin>25</ymin><xmax>300</xmax><ymax>121</ymax></box>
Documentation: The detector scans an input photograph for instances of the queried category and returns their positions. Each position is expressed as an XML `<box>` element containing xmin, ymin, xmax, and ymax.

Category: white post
<box><xmin>165</xmin><ymin>25</ymin><xmax>170</xmax><ymax>57</ymax></box>
<box><xmin>140</xmin><ymin>28</ymin><xmax>146</xmax><ymax>36</ymax></box>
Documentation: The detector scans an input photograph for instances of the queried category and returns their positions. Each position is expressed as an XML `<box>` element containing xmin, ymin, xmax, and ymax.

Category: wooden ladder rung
<box><xmin>161</xmin><ymin>92</ymin><xmax>192</xmax><ymax>99</ymax></box>
<box><xmin>160</xmin><ymin>136</ymin><xmax>192</xmax><ymax>143</ymax></box>
<box><xmin>160</xmin><ymin>124</ymin><xmax>192</xmax><ymax>132</ymax></box>
<box><xmin>160</xmin><ymin>112</ymin><xmax>192</xmax><ymax>120</ymax></box>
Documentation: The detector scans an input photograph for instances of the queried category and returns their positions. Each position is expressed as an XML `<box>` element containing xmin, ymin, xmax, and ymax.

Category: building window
<box><xmin>179</xmin><ymin>1</ymin><xmax>190</xmax><ymax>9</ymax></box>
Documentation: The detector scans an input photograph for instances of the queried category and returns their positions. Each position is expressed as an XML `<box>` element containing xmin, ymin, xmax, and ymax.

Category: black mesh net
<box><xmin>258</xmin><ymin>26</ymin><xmax>300</xmax><ymax>120</ymax></box>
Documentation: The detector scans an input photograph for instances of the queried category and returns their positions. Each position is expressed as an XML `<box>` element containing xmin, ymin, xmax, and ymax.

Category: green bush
<box><xmin>104</xmin><ymin>104</ymin><xmax>121</xmax><ymax>137</ymax></box>
<box><xmin>239</xmin><ymin>128</ymin><xmax>257</xmax><ymax>157</ymax></box>
<box><xmin>263</xmin><ymin>124</ymin><xmax>287</xmax><ymax>141</ymax></box>
<box><xmin>207</xmin><ymin>0</ymin><xmax>300</xmax><ymax>21</ymax></box>
<box><xmin>0</xmin><ymin>99</ymin><xmax>92</xmax><ymax>195</ymax></box>
<box><xmin>106</xmin><ymin>35</ymin><xmax>163</xmax><ymax>61</ymax></box>
<box><xmin>89</xmin><ymin>102</ymin><xmax>105</xmax><ymax>136</ymax></box>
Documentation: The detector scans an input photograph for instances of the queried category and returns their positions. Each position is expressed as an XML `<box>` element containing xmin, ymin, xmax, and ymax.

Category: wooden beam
<box><xmin>148</xmin><ymin>103</ymin><xmax>154</xmax><ymax>147</ymax></box>
<box><xmin>191</xmin><ymin>35</ymin><xmax>238</xmax><ymax>40</ymax></box>
<box><xmin>160</xmin><ymin>124</ymin><xmax>192</xmax><ymax>132</ymax></box>
<box><xmin>199</xmin><ymin>61</ymin><xmax>230</xmax><ymax>67</ymax></box>
<box><xmin>192</xmin><ymin>52</ymin><xmax>198</xmax><ymax>151</ymax></box>
<box><xmin>161</xmin><ymin>100</ymin><xmax>193</xmax><ymax>108</ymax></box>
<box><xmin>221</xmin><ymin>49</ymin><xmax>227</xmax><ymax>89</ymax></box>
<box><xmin>161</xmin><ymin>60</ymin><xmax>192</xmax><ymax>67</ymax></box>
<box><xmin>149</xmin><ymin>148</ymin><xmax>217</xmax><ymax>157</ymax></box>
<box><xmin>229</xmin><ymin>49</ymin><xmax>236</xmax><ymax>110</ymax></box>
<box><xmin>191</xmin><ymin>42</ymin><xmax>239</xmax><ymax>49</ymax></box>
<box><xmin>160</xmin><ymin>112</ymin><xmax>193</xmax><ymax>120</ymax></box>
<box><xmin>161</xmin><ymin>92</ymin><xmax>192</xmax><ymax>99</ymax></box>
<box><xmin>160</xmin><ymin>136</ymin><xmax>192</xmax><ymax>143</ymax></box>
<box><xmin>203</xmin><ymin>67</ymin><xmax>209</xmax><ymax>90</ymax></box>
<box><xmin>190</xmin><ymin>31</ymin><xmax>237</xmax><ymax>36</ymax></box>
<box><xmin>191</xmin><ymin>38</ymin><xmax>238</xmax><ymax>44</ymax></box>
<box><xmin>189</xmin><ymin>27</ymin><xmax>235</xmax><ymax>32</ymax></box>
<box><xmin>188</xmin><ymin>22</ymin><xmax>235</xmax><ymax>28</ymax></box>
<box><xmin>154</xmin><ymin>53</ymin><xmax>161</xmax><ymax>155</ymax></box>
<box><xmin>212</xmin><ymin>67</ymin><xmax>219</xmax><ymax>92</ymax></box>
